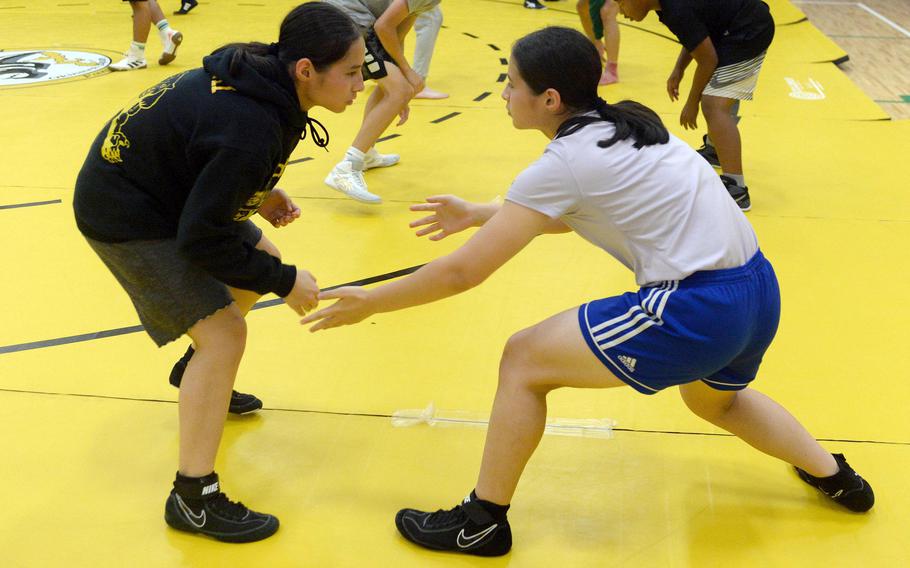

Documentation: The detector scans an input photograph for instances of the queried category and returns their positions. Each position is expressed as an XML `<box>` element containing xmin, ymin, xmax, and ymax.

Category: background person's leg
<box><xmin>601</xmin><ymin>1</ymin><xmax>620</xmax><ymax>79</ymax></box>
<box><xmin>413</xmin><ymin>6</ymin><xmax>448</xmax><ymax>99</ymax></box>
<box><xmin>110</xmin><ymin>1</ymin><xmax>152</xmax><ymax>70</ymax></box>
<box><xmin>701</xmin><ymin>95</ymin><xmax>743</xmax><ymax>176</ymax></box>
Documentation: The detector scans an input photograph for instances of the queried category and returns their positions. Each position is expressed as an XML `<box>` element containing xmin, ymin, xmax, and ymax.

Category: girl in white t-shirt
<box><xmin>302</xmin><ymin>26</ymin><xmax>873</xmax><ymax>556</ymax></box>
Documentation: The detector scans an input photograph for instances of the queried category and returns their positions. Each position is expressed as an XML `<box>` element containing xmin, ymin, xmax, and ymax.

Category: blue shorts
<box><xmin>578</xmin><ymin>251</ymin><xmax>780</xmax><ymax>395</ymax></box>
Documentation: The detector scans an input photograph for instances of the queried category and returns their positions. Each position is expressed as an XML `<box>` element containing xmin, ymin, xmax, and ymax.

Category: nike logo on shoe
<box><xmin>456</xmin><ymin>524</ymin><xmax>498</xmax><ymax>549</ymax></box>
<box><xmin>175</xmin><ymin>494</ymin><xmax>206</xmax><ymax>528</ymax></box>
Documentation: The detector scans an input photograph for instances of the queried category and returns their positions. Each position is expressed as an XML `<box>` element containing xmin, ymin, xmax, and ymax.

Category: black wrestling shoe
<box><xmin>524</xmin><ymin>0</ymin><xmax>546</xmax><ymax>9</ymax></box>
<box><xmin>169</xmin><ymin>345</ymin><xmax>263</xmax><ymax>415</ymax></box>
<box><xmin>720</xmin><ymin>175</ymin><xmax>751</xmax><ymax>211</ymax></box>
<box><xmin>174</xmin><ymin>0</ymin><xmax>197</xmax><ymax>15</ymax></box>
<box><xmin>795</xmin><ymin>453</ymin><xmax>874</xmax><ymax>513</ymax></box>
<box><xmin>164</xmin><ymin>472</ymin><xmax>279</xmax><ymax>542</ymax></box>
<box><xmin>395</xmin><ymin>493</ymin><xmax>512</xmax><ymax>556</ymax></box>
<box><xmin>696</xmin><ymin>134</ymin><xmax>721</xmax><ymax>167</ymax></box>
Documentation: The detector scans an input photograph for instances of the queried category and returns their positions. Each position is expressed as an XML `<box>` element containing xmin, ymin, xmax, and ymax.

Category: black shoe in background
<box><xmin>696</xmin><ymin>134</ymin><xmax>721</xmax><ymax>167</ymax></box>
<box><xmin>174</xmin><ymin>0</ymin><xmax>197</xmax><ymax>15</ymax></box>
<box><xmin>720</xmin><ymin>175</ymin><xmax>751</xmax><ymax>211</ymax></box>
<box><xmin>169</xmin><ymin>345</ymin><xmax>263</xmax><ymax>415</ymax></box>
<box><xmin>524</xmin><ymin>0</ymin><xmax>546</xmax><ymax>9</ymax></box>
<box><xmin>795</xmin><ymin>453</ymin><xmax>875</xmax><ymax>513</ymax></box>
<box><xmin>165</xmin><ymin>472</ymin><xmax>279</xmax><ymax>542</ymax></box>
<box><xmin>396</xmin><ymin>493</ymin><xmax>512</xmax><ymax>556</ymax></box>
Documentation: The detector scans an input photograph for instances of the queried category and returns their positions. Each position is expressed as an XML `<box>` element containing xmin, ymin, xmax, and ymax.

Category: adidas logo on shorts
<box><xmin>617</xmin><ymin>355</ymin><xmax>637</xmax><ymax>373</ymax></box>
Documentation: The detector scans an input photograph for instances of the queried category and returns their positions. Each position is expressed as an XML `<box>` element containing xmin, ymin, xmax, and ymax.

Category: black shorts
<box><xmin>85</xmin><ymin>221</ymin><xmax>263</xmax><ymax>347</ymax></box>
<box><xmin>362</xmin><ymin>28</ymin><xmax>398</xmax><ymax>81</ymax></box>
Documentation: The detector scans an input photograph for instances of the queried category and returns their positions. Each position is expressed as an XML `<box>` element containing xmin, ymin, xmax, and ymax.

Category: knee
<box><xmin>498</xmin><ymin>328</ymin><xmax>551</xmax><ymax>394</ymax></box>
<box><xmin>700</xmin><ymin>98</ymin><xmax>730</xmax><ymax>121</ymax></box>
<box><xmin>386</xmin><ymin>77</ymin><xmax>414</xmax><ymax>104</ymax></box>
<box><xmin>257</xmin><ymin>237</ymin><xmax>281</xmax><ymax>260</ymax></box>
<box><xmin>681</xmin><ymin>386</ymin><xmax>737</xmax><ymax>422</ymax></box>
<box><xmin>193</xmin><ymin>305</ymin><xmax>247</xmax><ymax>354</ymax></box>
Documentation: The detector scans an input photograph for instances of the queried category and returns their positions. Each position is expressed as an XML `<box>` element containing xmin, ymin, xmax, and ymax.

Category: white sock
<box><xmin>724</xmin><ymin>173</ymin><xmax>745</xmax><ymax>187</ymax></box>
<box><xmin>129</xmin><ymin>41</ymin><xmax>146</xmax><ymax>59</ymax></box>
<box><xmin>156</xmin><ymin>19</ymin><xmax>172</xmax><ymax>42</ymax></box>
<box><xmin>344</xmin><ymin>147</ymin><xmax>366</xmax><ymax>171</ymax></box>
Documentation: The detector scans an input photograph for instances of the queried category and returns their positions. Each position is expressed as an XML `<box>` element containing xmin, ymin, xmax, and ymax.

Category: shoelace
<box><xmin>423</xmin><ymin>505</ymin><xmax>467</xmax><ymax>529</ymax></box>
<box><xmin>209</xmin><ymin>493</ymin><xmax>251</xmax><ymax>520</ymax></box>
<box><xmin>302</xmin><ymin>115</ymin><xmax>329</xmax><ymax>151</ymax></box>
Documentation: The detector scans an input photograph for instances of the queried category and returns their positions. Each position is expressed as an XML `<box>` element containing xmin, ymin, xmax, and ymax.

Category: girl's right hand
<box><xmin>667</xmin><ymin>69</ymin><xmax>682</xmax><ymax>101</ymax></box>
<box><xmin>409</xmin><ymin>195</ymin><xmax>476</xmax><ymax>241</ymax></box>
<box><xmin>284</xmin><ymin>269</ymin><xmax>319</xmax><ymax>315</ymax></box>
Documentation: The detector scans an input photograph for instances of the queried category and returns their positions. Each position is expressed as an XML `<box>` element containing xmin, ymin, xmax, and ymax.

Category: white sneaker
<box><xmin>159</xmin><ymin>30</ymin><xmax>183</xmax><ymax>65</ymax></box>
<box><xmin>109</xmin><ymin>55</ymin><xmax>147</xmax><ymax>71</ymax></box>
<box><xmin>363</xmin><ymin>149</ymin><xmax>400</xmax><ymax>171</ymax></box>
<box><xmin>324</xmin><ymin>161</ymin><xmax>382</xmax><ymax>204</ymax></box>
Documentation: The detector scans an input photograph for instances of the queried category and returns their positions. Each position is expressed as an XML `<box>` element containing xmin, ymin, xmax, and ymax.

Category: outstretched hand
<box><xmin>409</xmin><ymin>195</ymin><xmax>476</xmax><ymax>241</ymax></box>
<box><xmin>258</xmin><ymin>188</ymin><xmax>301</xmax><ymax>228</ymax></box>
<box><xmin>300</xmin><ymin>286</ymin><xmax>373</xmax><ymax>331</ymax></box>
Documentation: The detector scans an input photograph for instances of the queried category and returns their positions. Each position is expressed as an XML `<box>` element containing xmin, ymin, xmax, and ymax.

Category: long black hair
<box><xmin>511</xmin><ymin>26</ymin><xmax>669</xmax><ymax>149</ymax></box>
<box><xmin>214</xmin><ymin>2</ymin><xmax>361</xmax><ymax>77</ymax></box>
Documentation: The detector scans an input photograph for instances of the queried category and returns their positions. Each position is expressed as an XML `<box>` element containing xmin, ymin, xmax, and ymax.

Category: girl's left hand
<box><xmin>679</xmin><ymin>102</ymin><xmax>699</xmax><ymax>130</ymax></box>
<box><xmin>301</xmin><ymin>286</ymin><xmax>373</xmax><ymax>331</ymax></box>
<box><xmin>259</xmin><ymin>188</ymin><xmax>301</xmax><ymax>227</ymax></box>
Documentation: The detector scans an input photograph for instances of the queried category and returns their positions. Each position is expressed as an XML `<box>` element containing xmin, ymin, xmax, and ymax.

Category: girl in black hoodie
<box><xmin>74</xmin><ymin>2</ymin><xmax>365</xmax><ymax>542</ymax></box>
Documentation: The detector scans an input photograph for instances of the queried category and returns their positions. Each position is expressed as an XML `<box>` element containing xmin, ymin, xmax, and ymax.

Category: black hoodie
<box><xmin>74</xmin><ymin>48</ymin><xmax>309</xmax><ymax>297</ymax></box>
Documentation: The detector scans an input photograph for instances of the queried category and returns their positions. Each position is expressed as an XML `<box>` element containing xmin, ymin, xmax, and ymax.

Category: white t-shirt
<box><xmin>325</xmin><ymin>0</ymin><xmax>441</xmax><ymax>29</ymax></box>
<box><xmin>506</xmin><ymin>118</ymin><xmax>758</xmax><ymax>286</ymax></box>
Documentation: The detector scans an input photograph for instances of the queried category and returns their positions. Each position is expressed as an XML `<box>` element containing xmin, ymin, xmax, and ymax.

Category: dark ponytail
<box><xmin>214</xmin><ymin>2</ymin><xmax>360</xmax><ymax>77</ymax></box>
<box><xmin>512</xmin><ymin>27</ymin><xmax>669</xmax><ymax>149</ymax></box>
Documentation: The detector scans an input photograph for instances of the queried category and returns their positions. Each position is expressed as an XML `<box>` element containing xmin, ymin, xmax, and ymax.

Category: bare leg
<box><xmin>601</xmin><ymin>2</ymin><xmax>620</xmax><ymax>65</ymax></box>
<box><xmin>148</xmin><ymin>0</ymin><xmax>166</xmax><ymax>24</ymax></box>
<box><xmin>179</xmin><ymin>304</ymin><xmax>246</xmax><ymax>476</ymax></box>
<box><xmin>129</xmin><ymin>1</ymin><xmax>152</xmax><ymax>43</ymax></box>
<box><xmin>225</xmin><ymin>234</ymin><xmax>280</xmax><ymax>316</ymax></box>
<box><xmin>680</xmin><ymin>381</ymin><xmax>838</xmax><ymax>477</ymax></box>
<box><xmin>351</xmin><ymin>65</ymin><xmax>414</xmax><ymax>153</ymax></box>
<box><xmin>475</xmin><ymin>308</ymin><xmax>627</xmax><ymax>505</ymax></box>
<box><xmin>701</xmin><ymin>95</ymin><xmax>743</xmax><ymax>175</ymax></box>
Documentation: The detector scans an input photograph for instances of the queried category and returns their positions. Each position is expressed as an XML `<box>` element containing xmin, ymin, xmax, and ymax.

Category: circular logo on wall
<box><xmin>0</xmin><ymin>50</ymin><xmax>111</xmax><ymax>87</ymax></box>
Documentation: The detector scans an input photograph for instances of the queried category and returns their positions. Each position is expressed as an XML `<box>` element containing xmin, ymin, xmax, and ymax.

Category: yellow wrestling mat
<box><xmin>2</xmin><ymin>0</ymin><xmax>908</xmax><ymax>565</ymax></box>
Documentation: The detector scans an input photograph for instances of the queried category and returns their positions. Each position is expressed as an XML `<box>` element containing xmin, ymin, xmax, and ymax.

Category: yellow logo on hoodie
<box><xmin>101</xmin><ymin>72</ymin><xmax>188</xmax><ymax>164</ymax></box>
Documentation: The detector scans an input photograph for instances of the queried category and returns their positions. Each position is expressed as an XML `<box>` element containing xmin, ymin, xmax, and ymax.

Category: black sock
<box><xmin>173</xmin><ymin>471</ymin><xmax>219</xmax><ymax>501</ymax></box>
<box><xmin>470</xmin><ymin>490</ymin><xmax>510</xmax><ymax>522</ymax></box>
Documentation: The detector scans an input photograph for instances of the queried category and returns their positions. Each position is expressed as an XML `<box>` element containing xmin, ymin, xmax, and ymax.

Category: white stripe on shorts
<box><xmin>703</xmin><ymin>51</ymin><xmax>766</xmax><ymax>100</ymax></box>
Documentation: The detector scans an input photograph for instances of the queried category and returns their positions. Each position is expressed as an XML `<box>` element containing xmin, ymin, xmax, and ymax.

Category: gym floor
<box><xmin>1</xmin><ymin>0</ymin><xmax>907</xmax><ymax>565</ymax></box>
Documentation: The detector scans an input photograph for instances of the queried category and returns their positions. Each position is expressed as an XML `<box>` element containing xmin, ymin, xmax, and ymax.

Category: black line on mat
<box><xmin>488</xmin><ymin>43</ymin><xmax>500</xmax><ymax>51</ymax></box>
<box><xmin>287</xmin><ymin>157</ymin><xmax>313</xmax><ymax>165</ymax></box>
<box><xmin>376</xmin><ymin>133</ymin><xmax>401</xmax><ymax>143</ymax></box>
<box><xmin>463</xmin><ymin>32</ymin><xmax>478</xmax><ymax>39</ymax></box>
<box><xmin>3</xmin><ymin>386</ymin><xmax>909</xmax><ymax>447</ymax></box>
<box><xmin>0</xmin><ymin>264</ymin><xmax>425</xmax><ymax>355</ymax></box>
<box><xmin>474</xmin><ymin>91</ymin><xmax>491</xmax><ymax>102</ymax></box>
<box><xmin>431</xmin><ymin>112</ymin><xmax>460</xmax><ymax>124</ymax></box>
<box><xmin>499</xmin><ymin>58</ymin><xmax>508</xmax><ymax>65</ymax></box>
<box><xmin>496</xmin><ymin>73</ymin><xmax>507</xmax><ymax>83</ymax></box>
<box><xmin>0</xmin><ymin>199</ymin><xmax>62</xmax><ymax>210</ymax></box>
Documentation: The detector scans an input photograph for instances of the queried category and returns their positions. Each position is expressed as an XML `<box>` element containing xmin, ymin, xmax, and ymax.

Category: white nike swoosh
<box><xmin>175</xmin><ymin>494</ymin><xmax>206</xmax><ymax>528</ymax></box>
<box><xmin>456</xmin><ymin>523</ymin><xmax>498</xmax><ymax>549</ymax></box>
